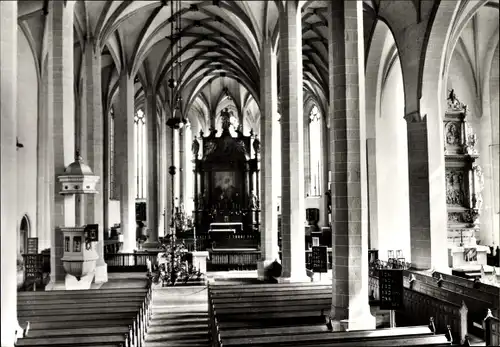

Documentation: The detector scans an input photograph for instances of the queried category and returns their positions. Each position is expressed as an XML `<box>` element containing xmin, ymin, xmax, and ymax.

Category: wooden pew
<box><xmin>483</xmin><ymin>309</ymin><xmax>500</xmax><ymax>346</ymax></box>
<box><xmin>219</xmin><ymin>326</ymin><xmax>451</xmax><ymax>347</ymax></box>
<box><xmin>396</xmin><ymin>286</ymin><xmax>468</xmax><ymax>345</ymax></box>
<box><xmin>208</xmin><ymin>284</ymin><xmax>452</xmax><ymax>347</ymax></box>
<box><xmin>429</xmin><ymin>271</ymin><xmax>499</xmax><ymax>317</ymax></box>
<box><xmin>209</xmin><ymin>283</ymin><xmax>332</xmax><ymax>329</ymax></box>
<box><xmin>15</xmin><ymin>334</ymin><xmax>129</xmax><ymax>347</ymax></box>
<box><xmin>208</xmin><ymin>283</ymin><xmax>332</xmax><ymax>345</ymax></box>
<box><xmin>405</xmin><ymin>271</ymin><xmax>493</xmax><ymax>337</ymax></box>
<box><xmin>16</xmin><ymin>285</ymin><xmax>152</xmax><ymax>347</ymax></box>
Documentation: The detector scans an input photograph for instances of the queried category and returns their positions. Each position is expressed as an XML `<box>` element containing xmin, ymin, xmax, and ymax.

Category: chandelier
<box><xmin>167</xmin><ymin>0</ymin><xmax>187</xmax><ymax>130</ymax></box>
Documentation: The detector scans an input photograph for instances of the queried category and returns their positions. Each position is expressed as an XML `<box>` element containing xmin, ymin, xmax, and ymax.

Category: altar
<box><xmin>190</xmin><ymin>108</ymin><xmax>260</xmax><ymax>258</ymax></box>
<box><xmin>448</xmin><ymin>244</ymin><xmax>490</xmax><ymax>269</ymax></box>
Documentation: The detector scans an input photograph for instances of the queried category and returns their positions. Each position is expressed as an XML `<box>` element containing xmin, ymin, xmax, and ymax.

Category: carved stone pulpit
<box><xmin>444</xmin><ymin>90</ymin><xmax>484</xmax><ymax>249</ymax></box>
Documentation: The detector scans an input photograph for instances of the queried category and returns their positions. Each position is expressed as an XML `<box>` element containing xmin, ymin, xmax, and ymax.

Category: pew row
<box><xmin>219</xmin><ymin>326</ymin><xmax>451</xmax><ymax>347</ymax></box>
<box><xmin>208</xmin><ymin>283</ymin><xmax>453</xmax><ymax>347</ymax></box>
<box><xmin>15</xmin><ymin>285</ymin><xmax>152</xmax><ymax>347</ymax></box>
<box><xmin>483</xmin><ymin>309</ymin><xmax>500</xmax><ymax>346</ymax></box>
<box><xmin>401</xmin><ymin>270</ymin><xmax>498</xmax><ymax>339</ymax></box>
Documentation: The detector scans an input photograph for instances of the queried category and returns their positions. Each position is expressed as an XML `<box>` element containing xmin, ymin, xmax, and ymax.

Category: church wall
<box><xmin>376</xmin><ymin>57</ymin><xmax>411</xmax><ymax>261</ymax></box>
<box><xmin>16</xmin><ymin>29</ymin><xmax>38</xmax><ymax>250</ymax></box>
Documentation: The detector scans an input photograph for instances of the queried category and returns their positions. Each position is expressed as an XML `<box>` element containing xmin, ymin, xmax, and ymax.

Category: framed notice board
<box><xmin>26</xmin><ymin>237</ymin><xmax>38</xmax><ymax>254</ymax></box>
<box><xmin>379</xmin><ymin>269</ymin><xmax>404</xmax><ymax>310</ymax></box>
<box><xmin>311</xmin><ymin>246</ymin><xmax>328</xmax><ymax>273</ymax></box>
<box><xmin>24</xmin><ymin>254</ymin><xmax>40</xmax><ymax>280</ymax></box>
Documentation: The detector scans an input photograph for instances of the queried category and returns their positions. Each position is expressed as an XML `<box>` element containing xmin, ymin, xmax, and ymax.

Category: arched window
<box><xmin>134</xmin><ymin>109</ymin><xmax>147</xmax><ymax>200</ymax></box>
<box><xmin>309</xmin><ymin>105</ymin><xmax>322</xmax><ymax>196</ymax></box>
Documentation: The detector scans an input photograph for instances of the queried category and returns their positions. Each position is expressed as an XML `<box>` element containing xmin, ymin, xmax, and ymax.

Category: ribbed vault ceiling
<box><xmin>17</xmin><ymin>0</ymin><xmax>497</xmax><ymax>128</ymax></box>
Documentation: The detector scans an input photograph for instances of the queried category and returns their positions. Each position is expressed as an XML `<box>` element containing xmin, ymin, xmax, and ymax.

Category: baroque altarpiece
<box><xmin>191</xmin><ymin>108</ymin><xmax>261</xmax><ymax>251</ymax></box>
<box><xmin>444</xmin><ymin>90</ymin><xmax>484</xmax><ymax>247</ymax></box>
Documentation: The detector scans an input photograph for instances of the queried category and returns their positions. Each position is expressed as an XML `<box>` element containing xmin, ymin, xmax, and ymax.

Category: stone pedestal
<box><xmin>339</xmin><ymin>311</ymin><xmax>377</xmax><ymax>331</ymax></box>
<box><xmin>192</xmin><ymin>251</ymin><xmax>209</xmax><ymax>274</ymax></box>
<box><xmin>277</xmin><ymin>275</ymin><xmax>312</xmax><ymax>284</ymax></box>
<box><xmin>65</xmin><ymin>272</ymin><xmax>95</xmax><ymax>290</ymax></box>
<box><xmin>95</xmin><ymin>261</ymin><xmax>108</xmax><ymax>284</ymax></box>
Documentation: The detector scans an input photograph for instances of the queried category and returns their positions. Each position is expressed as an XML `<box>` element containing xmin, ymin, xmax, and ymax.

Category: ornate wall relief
<box><xmin>446</xmin><ymin>170</ymin><xmax>465</xmax><ymax>206</ymax></box>
<box><xmin>445</xmin><ymin>122</ymin><xmax>461</xmax><ymax>147</ymax></box>
<box><xmin>444</xmin><ymin>90</ymin><xmax>482</xmax><ymax>245</ymax></box>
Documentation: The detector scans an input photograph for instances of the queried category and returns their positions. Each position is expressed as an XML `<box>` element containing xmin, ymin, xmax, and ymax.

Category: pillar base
<box><xmin>330</xmin><ymin>306</ymin><xmax>376</xmax><ymax>332</ymax></box>
<box><xmin>277</xmin><ymin>274</ymin><xmax>312</xmax><ymax>283</ymax></box>
<box><xmin>94</xmin><ymin>262</ymin><xmax>108</xmax><ymax>284</ymax></box>
<box><xmin>257</xmin><ymin>260</ymin><xmax>276</xmax><ymax>281</ymax></box>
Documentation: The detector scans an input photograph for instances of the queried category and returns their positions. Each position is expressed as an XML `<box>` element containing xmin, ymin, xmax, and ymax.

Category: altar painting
<box><xmin>213</xmin><ymin>171</ymin><xmax>240</xmax><ymax>205</ymax></box>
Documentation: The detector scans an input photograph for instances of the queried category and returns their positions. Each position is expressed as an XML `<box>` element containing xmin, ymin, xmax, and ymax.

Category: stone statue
<box><xmin>221</xmin><ymin>108</ymin><xmax>231</xmax><ymax>131</ymax></box>
<box><xmin>447</xmin><ymin>89</ymin><xmax>464</xmax><ymax>110</ymax></box>
<box><xmin>249</xmin><ymin>190</ymin><xmax>259</xmax><ymax>210</ymax></box>
<box><xmin>192</xmin><ymin>136</ymin><xmax>200</xmax><ymax>158</ymax></box>
<box><xmin>253</xmin><ymin>137</ymin><xmax>261</xmax><ymax>155</ymax></box>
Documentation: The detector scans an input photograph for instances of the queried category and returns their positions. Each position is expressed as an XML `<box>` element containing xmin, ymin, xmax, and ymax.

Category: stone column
<box><xmin>47</xmin><ymin>0</ymin><xmax>77</xmax><ymax>289</ymax></box>
<box><xmin>405</xmin><ymin>112</ymin><xmax>434</xmax><ymax>270</ymax></box>
<box><xmin>322</xmin><ymin>120</ymin><xmax>330</xmax><ymax>226</ymax></box>
<box><xmin>366</xmin><ymin>138</ymin><xmax>378</xmax><ymax>250</ymax></box>
<box><xmin>82</xmin><ymin>38</ymin><xmax>108</xmax><ymax>282</ymax></box>
<box><xmin>165</xmin><ymin>125</ymin><xmax>174</xmax><ymax>234</ymax></box>
<box><xmin>75</xmin><ymin>81</ymin><xmax>86</xmax><ymax>226</ymax></box>
<box><xmin>173</xmin><ymin>129</ymin><xmax>180</xmax><ymax>207</ymax></box>
<box><xmin>304</xmin><ymin>114</ymin><xmax>311</xmax><ymax>196</ymax></box>
<box><xmin>0</xmin><ymin>2</ymin><xmax>23</xmax><ymax>345</ymax></box>
<box><xmin>145</xmin><ymin>89</ymin><xmax>159</xmax><ymax>246</ymax></box>
<box><xmin>278</xmin><ymin>2</ymin><xmax>307</xmax><ymax>282</ymax></box>
<box><xmin>37</xmin><ymin>52</ymin><xmax>51</xmax><ymax>251</ymax></box>
<box><xmin>115</xmin><ymin>72</ymin><xmax>136</xmax><ymax>252</ymax></box>
<box><xmin>328</xmin><ymin>0</ymin><xmax>375</xmax><ymax>331</ymax></box>
<box><xmin>159</xmin><ymin>119</ymin><xmax>167</xmax><ymax>238</ymax></box>
<box><xmin>258</xmin><ymin>37</ymin><xmax>279</xmax><ymax>280</ymax></box>
<box><xmin>179</xmin><ymin>126</ymin><xmax>185</xmax><ymax>205</ymax></box>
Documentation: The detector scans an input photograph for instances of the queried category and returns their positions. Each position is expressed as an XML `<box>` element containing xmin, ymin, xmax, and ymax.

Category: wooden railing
<box><xmin>208</xmin><ymin>250</ymin><xmax>261</xmax><ymax>271</ymax></box>
<box><xmin>105</xmin><ymin>252</ymin><xmax>158</xmax><ymax>272</ymax></box>
<box><xmin>178</xmin><ymin>238</ymin><xmax>208</xmax><ymax>252</ymax></box>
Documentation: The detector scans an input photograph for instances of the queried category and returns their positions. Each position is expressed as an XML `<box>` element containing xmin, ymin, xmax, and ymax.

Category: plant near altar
<box><xmin>148</xmin><ymin>234</ymin><xmax>203</xmax><ymax>286</ymax></box>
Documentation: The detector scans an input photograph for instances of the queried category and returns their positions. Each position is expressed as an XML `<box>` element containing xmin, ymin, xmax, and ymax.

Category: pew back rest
<box><xmin>484</xmin><ymin>312</ymin><xmax>500</xmax><ymax>346</ymax></box>
<box><xmin>398</xmin><ymin>287</ymin><xmax>463</xmax><ymax>344</ymax></box>
<box><xmin>429</xmin><ymin>271</ymin><xmax>499</xmax><ymax>316</ymax></box>
<box><xmin>404</xmin><ymin>275</ymin><xmax>490</xmax><ymax>323</ymax></box>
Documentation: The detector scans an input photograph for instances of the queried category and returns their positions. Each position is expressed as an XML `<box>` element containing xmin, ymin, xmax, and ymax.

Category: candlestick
<box><xmin>194</xmin><ymin>226</ymin><xmax>197</xmax><ymax>252</ymax></box>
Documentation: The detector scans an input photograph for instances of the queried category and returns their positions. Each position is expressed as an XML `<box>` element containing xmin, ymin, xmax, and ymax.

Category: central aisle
<box><xmin>145</xmin><ymin>286</ymin><xmax>210</xmax><ymax>347</ymax></box>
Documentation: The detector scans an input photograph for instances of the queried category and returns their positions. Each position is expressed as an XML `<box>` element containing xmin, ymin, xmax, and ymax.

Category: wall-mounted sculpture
<box><xmin>444</xmin><ymin>90</ymin><xmax>484</xmax><ymax>246</ymax></box>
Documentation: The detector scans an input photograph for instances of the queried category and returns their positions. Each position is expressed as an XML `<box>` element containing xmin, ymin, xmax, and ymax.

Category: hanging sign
<box><xmin>26</xmin><ymin>237</ymin><xmax>38</xmax><ymax>255</ymax></box>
